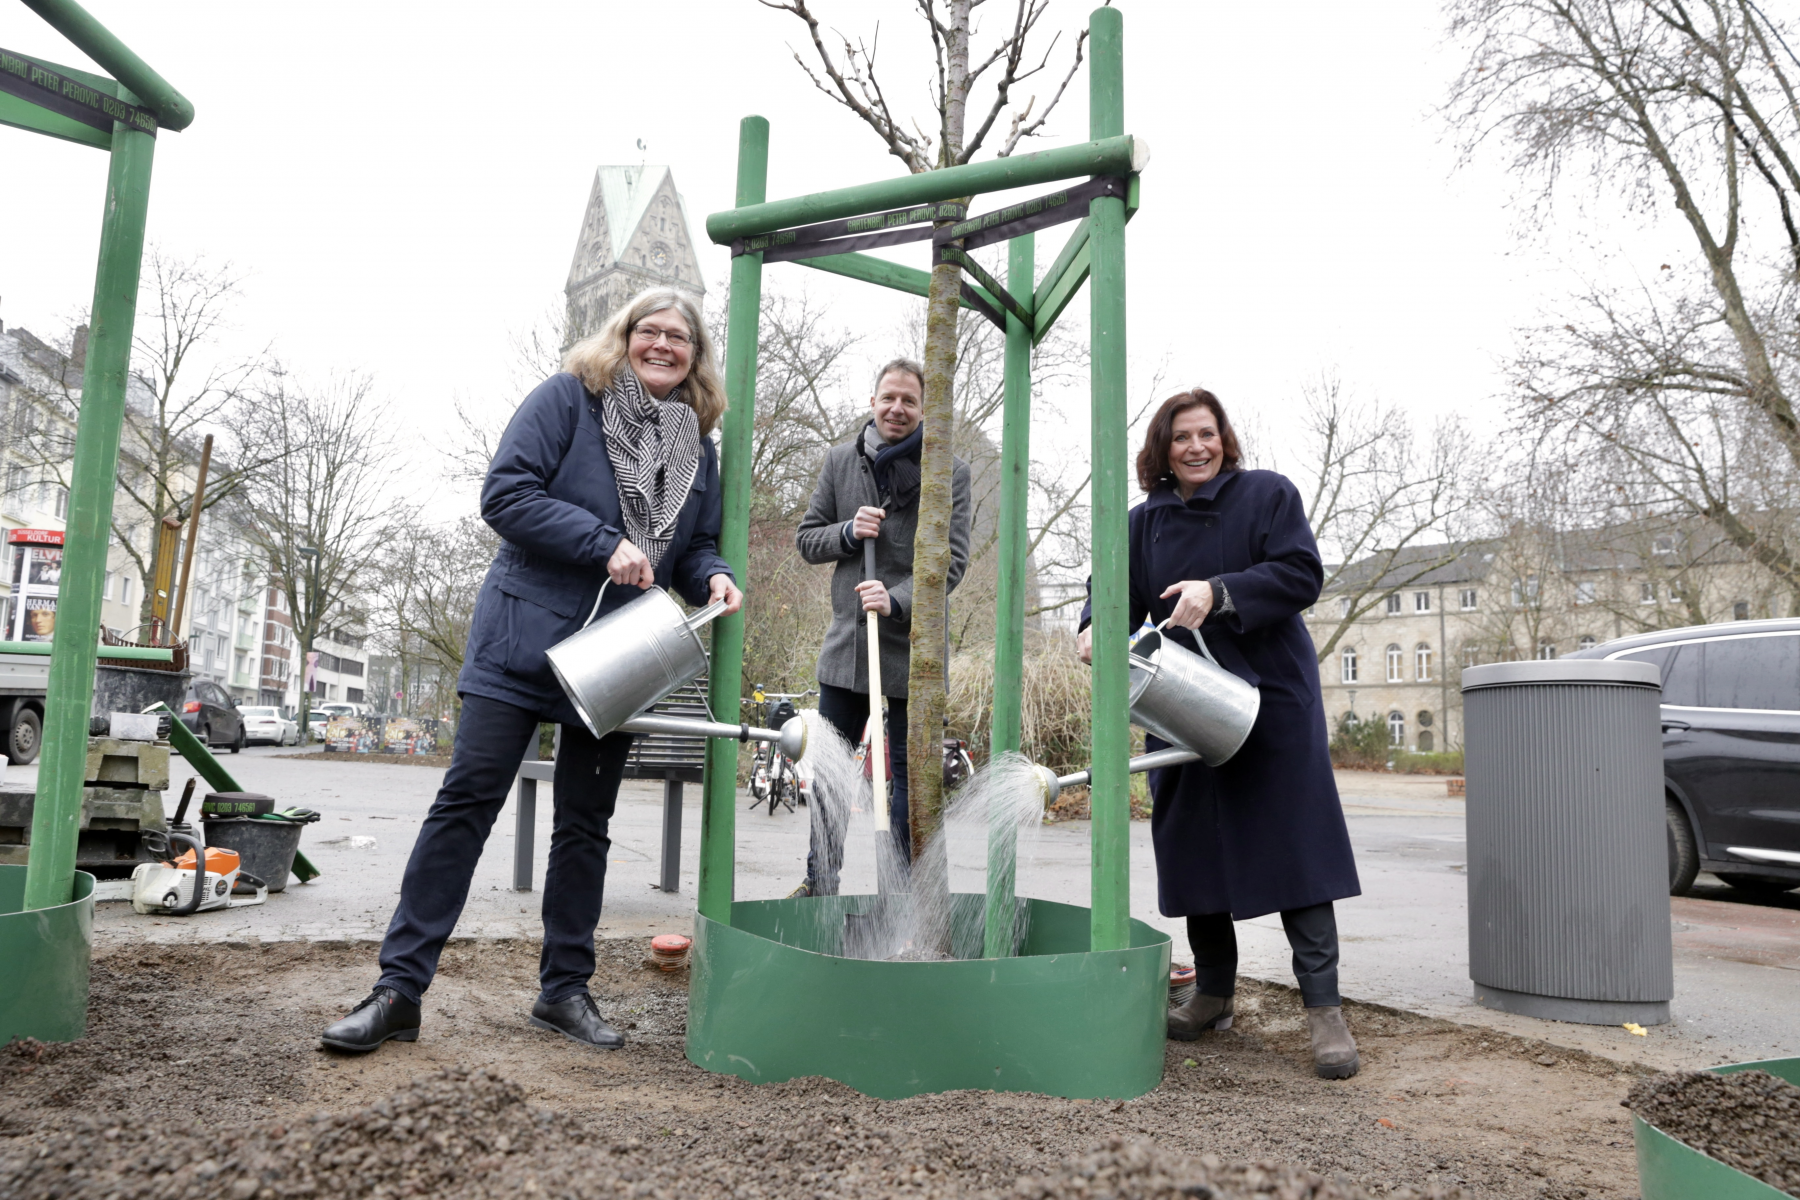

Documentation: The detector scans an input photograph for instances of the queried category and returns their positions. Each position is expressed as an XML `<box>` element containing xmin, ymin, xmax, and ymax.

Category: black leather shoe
<box><xmin>530</xmin><ymin>993</ymin><xmax>625</xmax><ymax>1049</ymax></box>
<box><xmin>319</xmin><ymin>986</ymin><xmax>421</xmax><ymax>1053</ymax></box>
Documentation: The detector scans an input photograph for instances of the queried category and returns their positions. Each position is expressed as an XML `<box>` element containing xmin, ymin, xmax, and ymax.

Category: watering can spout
<box><xmin>617</xmin><ymin>711</ymin><xmax>807</xmax><ymax>758</ymax></box>
<box><xmin>1052</xmin><ymin>746</ymin><xmax>1203</xmax><ymax>794</ymax></box>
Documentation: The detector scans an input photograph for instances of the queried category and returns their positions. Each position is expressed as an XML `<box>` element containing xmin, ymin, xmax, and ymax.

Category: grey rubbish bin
<box><xmin>1461</xmin><ymin>659</ymin><xmax>1672</xmax><ymax>1025</ymax></box>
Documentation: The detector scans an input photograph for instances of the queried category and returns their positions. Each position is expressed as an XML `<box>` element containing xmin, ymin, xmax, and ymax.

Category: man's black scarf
<box><xmin>861</xmin><ymin>420</ymin><xmax>923</xmax><ymax>508</ymax></box>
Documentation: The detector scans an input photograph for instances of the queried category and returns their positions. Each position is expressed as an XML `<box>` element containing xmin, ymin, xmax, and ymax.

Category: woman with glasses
<box><xmin>321</xmin><ymin>287</ymin><xmax>742</xmax><ymax>1055</ymax></box>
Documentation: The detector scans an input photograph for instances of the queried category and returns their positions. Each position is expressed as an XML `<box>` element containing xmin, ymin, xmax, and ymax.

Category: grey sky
<box><xmin>1</xmin><ymin>1</ymin><xmax>1693</xmax><ymax>503</ymax></box>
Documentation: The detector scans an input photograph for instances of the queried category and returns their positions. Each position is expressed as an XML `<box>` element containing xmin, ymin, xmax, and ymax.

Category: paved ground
<box><xmin>8</xmin><ymin>747</ymin><xmax>1796</xmax><ymax>1072</ymax></box>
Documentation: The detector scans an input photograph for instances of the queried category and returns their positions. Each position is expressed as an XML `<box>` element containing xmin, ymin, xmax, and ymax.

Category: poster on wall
<box><xmin>6</xmin><ymin>529</ymin><xmax>64</xmax><ymax>642</ymax></box>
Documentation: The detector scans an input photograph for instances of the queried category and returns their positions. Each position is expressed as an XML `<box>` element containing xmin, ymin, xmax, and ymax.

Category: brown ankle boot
<box><xmin>1306</xmin><ymin>1005</ymin><xmax>1359</xmax><ymax>1078</ymax></box>
<box><xmin>1167</xmin><ymin>992</ymin><xmax>1234</xmax><ymax>1041</ymax></box>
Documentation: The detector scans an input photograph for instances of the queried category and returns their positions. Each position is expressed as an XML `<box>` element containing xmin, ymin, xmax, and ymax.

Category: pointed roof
<box><xmin>596</xmin><ymin>165</ymin><xmax>670</xmax><ymax>263</ymax></box>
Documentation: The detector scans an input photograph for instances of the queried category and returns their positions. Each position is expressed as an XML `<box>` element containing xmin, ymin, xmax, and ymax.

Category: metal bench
<box><xmin>512</xmin><ymin>680</ymin><xmax>710</xmax><ymax>895</ymax></box>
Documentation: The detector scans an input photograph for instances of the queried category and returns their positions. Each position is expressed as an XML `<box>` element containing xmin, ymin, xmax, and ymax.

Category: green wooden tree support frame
<box><xmin>701</xmin><ymin>4</ymin><xmax>1142</xmax><ymax>954</ymax></box>
<box><xmin>686</xmin><ymin>7</ymin><xmax>1162</xmax><ymax>1100</ymax></box>
<box><xmin>0</xmin><ymin>3</ymin><xmax>190</xmax><ymax>913</ymax></box>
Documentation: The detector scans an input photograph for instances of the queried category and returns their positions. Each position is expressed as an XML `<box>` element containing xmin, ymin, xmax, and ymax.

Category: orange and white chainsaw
<box><xmin>131</xmin><ymin>830</ymin><xmax>267</xmax><ymax>915</ymax></box>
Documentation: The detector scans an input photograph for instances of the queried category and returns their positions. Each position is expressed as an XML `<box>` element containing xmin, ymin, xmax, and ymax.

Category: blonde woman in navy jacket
<box><xmin>321</xmin><ymin>288</ymin><xmax>741</xmax><ymax>1055</ymax></box>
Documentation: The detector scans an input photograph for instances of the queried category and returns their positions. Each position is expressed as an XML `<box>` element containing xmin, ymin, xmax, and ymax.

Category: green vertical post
<box><xmin>1086</xmin><ymin>6</ymin><xmax>1131</xmax><ymax>953</ymax></box>
<box><xmin>23</xmin><ymin>97</ymin><xmax>156</xmax><ymax>911</ymax></box>
<box><xmin>698</xmin><ymin>115</ymin><xmax>769</xmax><ymax>925</ymax></box>
<box><xmin>985</xmin><ymin>233</ymin><xmax>1035</xmax><ymax>959</ymax></box>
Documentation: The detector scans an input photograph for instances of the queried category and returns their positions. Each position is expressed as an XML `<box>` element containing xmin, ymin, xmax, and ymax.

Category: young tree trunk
<box><xmin>906</xmin><ymin>254</ymin><xmax>965</xmax><ymax>866</ymax></box>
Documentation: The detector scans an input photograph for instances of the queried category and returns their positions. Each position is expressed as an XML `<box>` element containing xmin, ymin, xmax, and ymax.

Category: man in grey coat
<box><xmin>792</xmin><ymin>357</ymin><xmax>972</xmax><ymax>895</ymax></box>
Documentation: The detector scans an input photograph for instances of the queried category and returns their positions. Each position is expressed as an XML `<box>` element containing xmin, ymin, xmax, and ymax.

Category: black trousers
<box><xmin>377</xmin><ymin>693</ymin><xmax>631</xmax><ymax>1004</ymax></box>
<box><xmin>1186</xmin><ymin>901</ymin><xmax>1341</xmax><ymax>1008</ymax></box>
<box><xmin>806</xmin><ymin>681</ymin><xmax>910</xmax><ymax>894</ymax></box>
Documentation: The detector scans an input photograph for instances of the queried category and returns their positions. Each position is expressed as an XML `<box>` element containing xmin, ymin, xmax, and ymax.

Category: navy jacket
<box><xmin>1082</xmin><ymin>468</ymin><xmax>1360</xmax><ymax>919</ymax></box>
<box><xmin>457</xmin><ymin>372</ymin><xmax>733</xmax><ymax>724</ymax></box>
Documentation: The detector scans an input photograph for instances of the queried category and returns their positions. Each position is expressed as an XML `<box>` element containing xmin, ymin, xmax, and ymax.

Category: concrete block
<box><xmin>85</xmin><ymin>738</ymin><xmax>171</xmax><ymax>789</ymax></box>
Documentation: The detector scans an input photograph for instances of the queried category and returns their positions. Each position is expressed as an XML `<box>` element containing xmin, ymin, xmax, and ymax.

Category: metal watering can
<box><xmin>1127</xmin><ymin>626</ymin><xmax>1259</xmax><ymax>767</ymax></box>
<box><xmin>1024</xmin><ymin>624</ymin><xmax>1259</xmax><ymax>806</ymax></box>
<box><xmin>545</xmin><ymin>583</ymin><xmax>807</xmax><ymax>761</ymax></box>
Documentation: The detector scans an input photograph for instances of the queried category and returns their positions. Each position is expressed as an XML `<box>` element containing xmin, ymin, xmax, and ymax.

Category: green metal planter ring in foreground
<box><xmin>1633</xmin><ymin>1055</ymin><xmax>1800</xmax><ymax>1199</ymax></box>
<box><xmin>0</xmin><ymin>864</ymin><xmax>96</xmax><ymax>1045</ymax></box>
<box><xmin>687</xmin><ymin>896</ymin><xmax>1170</xmax><ymax>1100</ymax></box>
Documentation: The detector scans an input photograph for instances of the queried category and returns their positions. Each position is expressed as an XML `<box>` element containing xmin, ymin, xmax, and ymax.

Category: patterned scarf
<box><xmin>601</xmin><ymin>370</ymin><xmax>702</xmax><ymax>569</ymax></box>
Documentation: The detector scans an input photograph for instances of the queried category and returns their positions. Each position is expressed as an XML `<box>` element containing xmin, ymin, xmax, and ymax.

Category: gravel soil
<box><xmin>1629</xmin><ymin>1069</ymin><xmax>1800</xmax><ymax>1195</ymax></box>
<box><xmin>0</xmin><ymin>938</ymin><xmax>1652</xmax><ymax>1198</ymax></box>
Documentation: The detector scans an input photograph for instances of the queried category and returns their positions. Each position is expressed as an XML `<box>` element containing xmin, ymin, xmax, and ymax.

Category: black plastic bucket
<box><xmin>201</xmin><ymin>817</ymin><xmax>305</xmax><ymax>892</ymax></box>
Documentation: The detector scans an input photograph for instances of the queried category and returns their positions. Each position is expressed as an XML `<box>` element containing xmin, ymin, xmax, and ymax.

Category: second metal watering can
<box><xmin>543</xmin><ymin>581</ymin><xmax>809</xmax><ymax>761</ymax></box>
<box><xmin>1127</xmin><ymin>626</ymin><xmax>1260</xmax><ymax>767</ymax></box>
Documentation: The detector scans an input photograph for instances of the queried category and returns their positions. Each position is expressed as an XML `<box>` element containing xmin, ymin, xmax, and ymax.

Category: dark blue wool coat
<box><xmin>1082</xmin><ymin>468</ymin><xmax>1360</xmax><ymax>920</ymax></box>
<box><xmin>456</xmin><ymin>372</ymin><xmax>732</xmax><ymax>725</ymax></box>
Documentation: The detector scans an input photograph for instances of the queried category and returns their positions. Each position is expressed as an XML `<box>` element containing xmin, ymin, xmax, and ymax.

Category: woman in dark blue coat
<box><xmin>320</xmin><ymin>287</ymin><xmax>741</xmax><ymax>1055</ymax></box>
<box><xmin>1078</xmin><ymin>387</ymin><xmax>1361</xmax><ymax>1079</ymax></box>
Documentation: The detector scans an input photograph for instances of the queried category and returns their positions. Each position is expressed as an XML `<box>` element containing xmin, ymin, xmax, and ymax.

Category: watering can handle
<box><xmin>1155</xmin><ymin>616</ymin><xmax>1223</xmax><ymax>668</ymax></box>
<box><xmin>583</xmin><ymin>579</ymin><xmax>611</xmax><ymax>627</ymax></box>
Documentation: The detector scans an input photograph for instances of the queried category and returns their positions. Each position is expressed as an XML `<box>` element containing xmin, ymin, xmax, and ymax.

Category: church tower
<box><xmin>564</xmin><ymin>165</ymin><xmax>706</xmax><ymax>347</ymax></box>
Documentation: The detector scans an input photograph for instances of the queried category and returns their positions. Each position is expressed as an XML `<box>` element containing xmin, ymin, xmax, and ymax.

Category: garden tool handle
<box><xmin>862</xmin><ymin>534</ymin><xmax>889</xmax><ymax>834</ymax></box>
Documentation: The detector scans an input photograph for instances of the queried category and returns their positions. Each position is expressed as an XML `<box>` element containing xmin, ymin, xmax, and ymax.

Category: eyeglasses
<box><xmin>632</xmin><ymin>324</ymin><xmax>692</xmax><ymax>349</ymax></box>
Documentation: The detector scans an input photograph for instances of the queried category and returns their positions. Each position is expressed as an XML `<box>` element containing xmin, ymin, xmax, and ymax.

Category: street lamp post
<box><xmin>297</xmin><ymin>546</ymin><xmax>319</xmax><ymax>743</ymax></box>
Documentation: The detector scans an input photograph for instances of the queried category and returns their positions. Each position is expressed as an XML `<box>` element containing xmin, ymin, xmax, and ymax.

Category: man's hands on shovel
<box><xmin>853</xmin><ymin>505</ymin><xmax>891</xmax><ymax>614</ymax></box>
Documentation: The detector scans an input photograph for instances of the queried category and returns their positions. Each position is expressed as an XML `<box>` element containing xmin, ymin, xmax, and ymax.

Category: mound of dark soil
<box><xmin>0</xmin><ymin>1066</ymin><xmax>1464</xmax><ymax>1200</ymax></box>
<box><xmin>1629</xmin><ymin>1069</ymin><xmax>1800</xmax><ymax>1195</ymax></box>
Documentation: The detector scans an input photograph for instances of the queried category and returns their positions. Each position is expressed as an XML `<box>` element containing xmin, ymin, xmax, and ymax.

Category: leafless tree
<box><xmin>1276</xmin><ymin>374</ymin><xmax>1474</xmax><ymax>662</ymax></box>
<box><xmin>764</xmin><ymin>0</ymin><xmax>1089</xmax><ymax>861</ymax></box>
<box><xmin>1446</xmin><ymin>0</ymin><xmax>1800</xmax><ymax>608</ymax></box>
<box><xmin>240</xmin><ymin>372</ymin><xmax>400</xmax><ymax>740</ymax></box>
<box><xmin>6</xmin><ymin>251</ymin><xmax>283</xmax><ymax>633</ymax></box>
<box><xmin>370</xmin><ymin>515</ymin><xmax>499</xmax><ymax>721</ymax></box>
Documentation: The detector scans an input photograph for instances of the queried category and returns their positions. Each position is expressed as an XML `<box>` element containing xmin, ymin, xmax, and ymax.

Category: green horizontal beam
<box><xmin>0</xmin><ymin>88</ymin><xmax>108</xmax><ymax>148</ymax></box>
<box><xmin>707</xmin><ymin>134</ymin><xmax>1143</xmax><ymax>244</ymax></box>
<box><xmin>21</xmin><ymin>0</ymin><xmax>193</xmax><ymax>131</ymax></box>
<box><xmin>0</xmin><ymin>640</ymin><xmax>173</xmax><ymax>661</ymax></box>
<box><xmin>791</xmin><ymin>250</ymin><xmax>1007</xmax><ymax>317</ymax></box>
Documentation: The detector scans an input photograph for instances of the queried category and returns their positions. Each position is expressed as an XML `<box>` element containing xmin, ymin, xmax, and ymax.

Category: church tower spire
<box><xmin>564</xmin><ymin>165</ymin><xmax>706</xmax><ymax>348</ymax></box>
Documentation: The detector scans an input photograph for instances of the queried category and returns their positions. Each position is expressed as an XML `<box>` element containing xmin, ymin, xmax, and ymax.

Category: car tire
<box><xmin>7</xmin><ymin>706</ymin><xmax>42</xmax><ymax>765</ymax></box>
<box><xmin>1714</xmin><ymin>872</ymin><xmax>1796</xmax><ymax>896</ymax></box>
<box><xmin>1667</xmin><ymin>796</ymin><xmax>1700</xmax><ymax>897</ymax></box>
<box><xmin>230</xmin><ymin>726</ymin><xmax>245</xmax><ymax>754</ymax></box>
<box><xmin>198</xmin><ymin>725</ymin><xmax>212</xmax><ymax>747</ymax></box>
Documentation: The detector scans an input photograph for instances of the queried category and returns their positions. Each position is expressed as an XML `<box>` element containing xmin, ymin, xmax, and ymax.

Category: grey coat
<box><xmin>796</xmin><ymin>437</ymin><xmax>972</xmax><ymax>698</ymax></box>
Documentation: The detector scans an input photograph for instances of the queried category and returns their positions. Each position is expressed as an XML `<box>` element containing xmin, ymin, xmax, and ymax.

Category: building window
<box><xmin>1578</xmin><ymin>634</ymin><xmax>1597</xmax><ymax>651</ymax></box>
<box><xmin>1668</xmin><ymin>578</ymin><xmax>1685</xmax><ymax>601</ymax></box>
<box><xmin>1415</xmin><ymin>643</ymin><xmax>1432</xmax><ymax>682</ymax></box>
<box><xmin>1386</xmin><ymin>643</ymin><xmax>1403</xmax><ymax>682</ymax></box>
<box><xmin>1653</xmin><ymin>535</ymin><xmax>1674</xmax><ymax>555</ymax></box>
<box><xmin>1733</xmin><ymin>600</ymin><xmax>1750</xmax><ymax>621</ymax></box>
<box><xmin>120</xmin><ymin>576</ymin><xmax>133</xmax><ymax>605</ymax></box>
<box><xmin>1338</xmin><ymin>596</ymin><xmax>1351</xmax><ymax>618</ymax></box>
<box><xmin>1640</xmin><ymin>581</ymin><xmax>1656</xmax><ymax>604</ymax></box>
<box><xmin>1460</xmin><ymin>588</ymin><xmax>1477</xmax><ymax>611</ymax></box>
<box><xmin>346</xmin><ymin>687</ymin><xmax>365</xmax><ymax>703</ymax></box>
<box><xmin>104</xmin><ymin>571</ymin><xmax>115</xmax><ymax>600</ymax></box>
<box><xmin>1387</xmin><ymin>711</ymin><xmax>1405</xmax><ymax>746</ymax></box>
<box><xmin>1384</xmin><ymin>593</ymin><xmax>1401</xmax><ymax>615</ymax></box>
<box><xmin>1462</xmin><ymin>643</ymin><xmax>1481</xmax><ymax>668</ymax></box>
<box><xmin>1512</xmin><ymin>575</ymin><xmax>1539</xmax><ymax>607</ymax></box>
<box><xmin>1414</xmin><ymin>591</ymin><xmax>1431</xmax><ymax>613</ymax></box>
<box><xmin>1537</xmin><ymin>641</ymin><xmax>1558</xmax><ymax>660</ymax></box>
<box><xmin>1574</xmin><ymin>580</ymin><xmax>1596</xmax><ymax>605</ymax></box>
<box><xmin>1341</xmin><ymin>647</ymin><xmax>1358</xmax><ymax>683</ymax></box>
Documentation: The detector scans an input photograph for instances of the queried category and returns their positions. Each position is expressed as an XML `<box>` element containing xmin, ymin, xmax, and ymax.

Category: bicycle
<box><xmin>744</xmin><ymin>687</ymin><xmax>815</xmax><ymax>815</ymax></box>
<box><xmin>856</xmin><ymin>717</ymin><xmax>977</xmax><ymax>793</ymax></box>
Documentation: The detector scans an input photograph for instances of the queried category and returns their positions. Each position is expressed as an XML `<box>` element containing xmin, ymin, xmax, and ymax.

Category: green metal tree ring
<box><xmin>686</xmin><ymin>895</ymin><xmax>1170</xmax><ymax>1100</ymax></box>
<box><xmin>0</xmin><ymin>864</ymin><xmax>95</xmax><ymax>1044</ymax></box>
<box><xmin>1632</xmin><ymin>1056</ymin><xmax>1800</xmax><ymax>1200</ymax></box>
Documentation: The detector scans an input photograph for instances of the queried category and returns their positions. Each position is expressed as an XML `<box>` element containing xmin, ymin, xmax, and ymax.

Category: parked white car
<box><xmin>238</xmin><ymin>705</ymin><xmax>298</xmax><ymax>747</ymax></box>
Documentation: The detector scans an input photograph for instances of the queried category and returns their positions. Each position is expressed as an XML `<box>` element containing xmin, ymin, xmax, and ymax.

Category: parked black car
<box><xmin>1568</xmin><ymin>619</ymin><xmax>1800</xmax><ymax>897</ymax></box>
<box><xmin>179</xmin><ymin>678</ymin><xmax>244</xmax><ymax>754</ymax></box>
